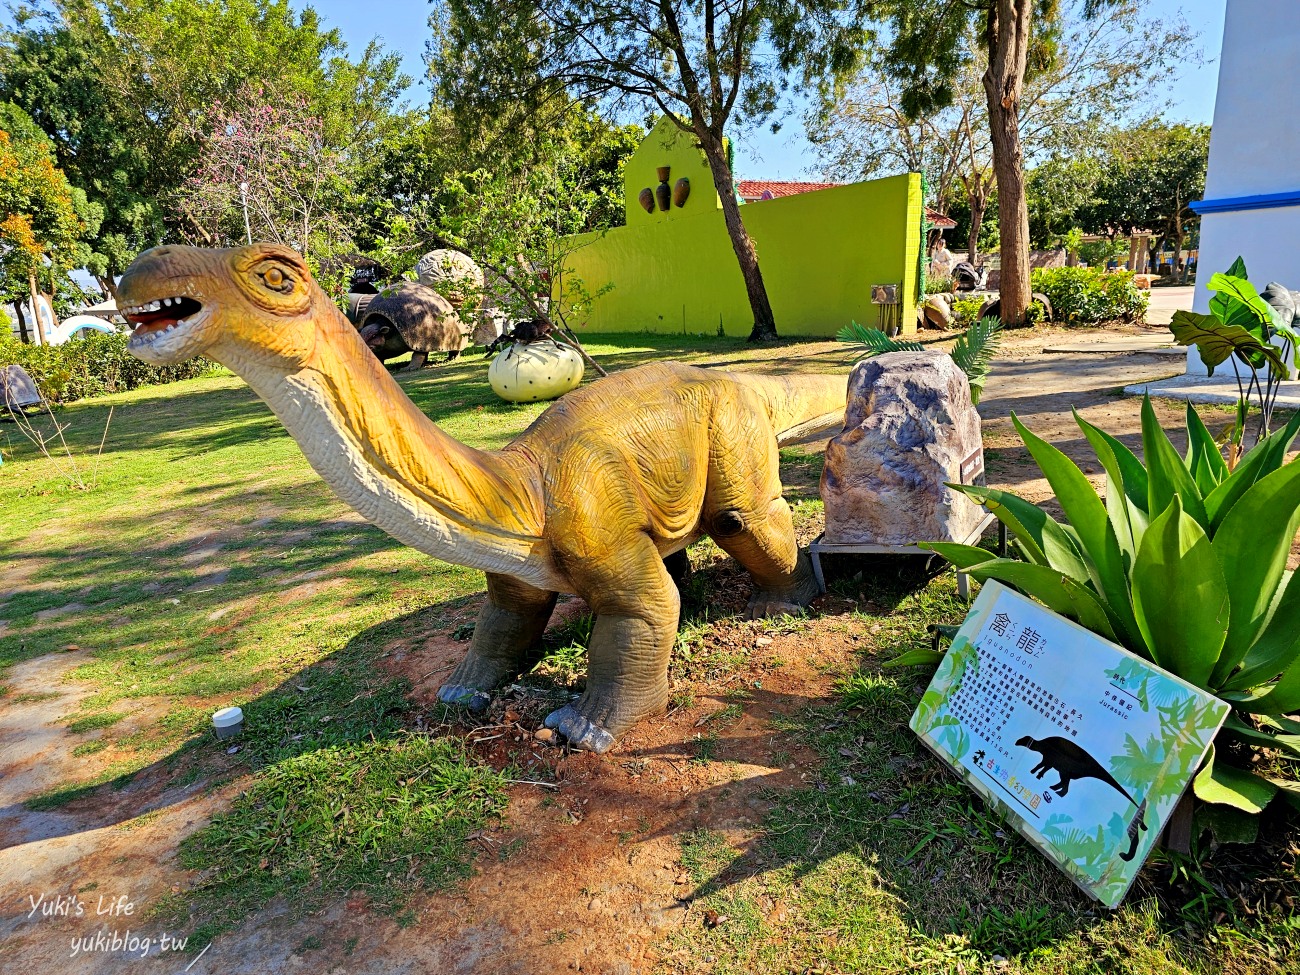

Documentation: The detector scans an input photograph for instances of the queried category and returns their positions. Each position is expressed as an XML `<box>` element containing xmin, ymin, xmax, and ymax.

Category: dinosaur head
<box><xmin>1014</xmin><ymin>735</ymin><xmax>1034</xmax><ymax>747</ymax></box>
<box><xmin>120</xmin><ymin>243</ymin><xmax>323</xmax><ymax>367</ymax></box>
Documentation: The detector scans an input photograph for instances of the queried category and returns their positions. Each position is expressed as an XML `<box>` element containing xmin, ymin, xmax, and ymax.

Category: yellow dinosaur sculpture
<box><xmin>120</xmin><ymin>243</ymin><xmax>846</xmax><ymax>752</ymax></box>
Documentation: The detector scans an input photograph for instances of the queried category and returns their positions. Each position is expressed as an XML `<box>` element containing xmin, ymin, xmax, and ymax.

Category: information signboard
<box><xmin>910</xmin><ymin>581</ymin><xmax>1230</xmax><ymax>907</ymax></box>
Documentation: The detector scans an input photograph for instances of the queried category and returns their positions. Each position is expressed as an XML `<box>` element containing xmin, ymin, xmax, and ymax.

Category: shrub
<box><xmin>0</xmin><ymin>332</ymin><xmax>216</xmax><ymax>404</ymax></box>
<box><xmin>924</xmin><ymin>271</ymin><xmax>955</xmax><ymax>294</ymax></box>
<box><xmin>1031</xmin><ymin>266</ymin><xmax>1148</xmax><ymax>324</ymax></box>
<box><xmin>1078</xmin><ymin>237</ymin><xmax>1128</xmax><ymax>269</ymax></box>
<box><xmin>951</xmin><ymin>295</ymin><xmax>985</xmax><ymax>327</ymax></box>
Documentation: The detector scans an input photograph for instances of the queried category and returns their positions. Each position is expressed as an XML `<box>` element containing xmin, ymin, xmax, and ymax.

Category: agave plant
<box><xmin>836</xmin><ymin>316</ymin><xmax>1002</xmax><ymax>404</ymax></box>
<box><xmin>920</xmin><ymin>397</ymin><xmax>1300</xmax><ymax>821</ymax></box>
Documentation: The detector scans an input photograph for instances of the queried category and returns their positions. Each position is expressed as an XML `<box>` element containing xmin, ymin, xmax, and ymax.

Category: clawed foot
<box><xmin>437</xmin><ymin>683</ymin><xmax>492</xmax><ymax>714</ymax></box>
<box><xmin>544</xmin><ymin>704</ymin><xmax>616</xmax><ymax>753</ymax></box>
<box><xmin>744</xmin><ymin>595</ymin><xmax>807</xmax><ymax>619</ymax></box>
<box><xmin>744</xmin><ymin>555</ymin><xmax>821</xmax><ymax>620</ymax></box>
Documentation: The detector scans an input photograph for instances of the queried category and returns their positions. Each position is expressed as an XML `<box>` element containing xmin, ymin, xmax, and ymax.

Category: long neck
<box><xmin>217</xmin><ymin>303</ymin><xmax>556</xmax><ymax>585</ymax></box>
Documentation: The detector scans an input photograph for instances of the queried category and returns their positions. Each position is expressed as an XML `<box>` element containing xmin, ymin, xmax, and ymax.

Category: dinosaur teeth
<box><xmin>123</xmin><ymin>295</ymin><xmax>189</xmax><ymax>316</ymax></box>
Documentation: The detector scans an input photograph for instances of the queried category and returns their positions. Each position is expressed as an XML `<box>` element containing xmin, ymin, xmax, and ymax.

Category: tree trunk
<box><xmin>96</xmin><ymin>274</ymin><xmax>119</xmax><ymax>302</ymax></box>
<box><xmin>697</xmin><ymin>129</ymin><xmax>778</xmax><ymax>342</ymax></box>
<box><xmin>968</xmin><ymin>192</ymin><xmax>986</xmax><ymax>268</ymax></box>
<box><xmin>13</xmin><ymin>300</ymin><xmax>30</xmax><ymax>344</ymax></box>
<box><xmin>28</xmin><ymin>270</ymin><xmax>45</xmax><ymax>345</ymax></box>
<box><xmin>1173</xmin><ymin>206</ymin><xmax>1187</xmax><ymax>283</ymax></box>
<box><xmin>982</xmin><ymin>0</ymin><xmax>1033</xmax><ymax>325</ymax></box>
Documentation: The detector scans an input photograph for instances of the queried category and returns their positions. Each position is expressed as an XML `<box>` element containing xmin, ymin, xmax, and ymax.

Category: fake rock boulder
<box><xmin>821</xmin><ymin>350</ymin><xmax>985</xmax><ymax>546</ymax></box>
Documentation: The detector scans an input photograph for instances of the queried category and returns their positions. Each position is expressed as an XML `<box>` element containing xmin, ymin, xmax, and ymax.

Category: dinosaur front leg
<box><xmin>438</xmin><ymin>573</ymin><xmax>557</xmax><ymax>713</ymax></box>
<box><xmin>544</xmin><ymin>537</ymin><xmax>679</xmax><ymax>753</ymax></box>
<box><xmin>402</xmin><ymin>350</ymin><xmax>429</xmax><ymax>371</ymax></box>
<box><xmin>710</xmin><ymin>499</ymin><xmax>820</xmax><ymax>619</ymax></box>
<box><xmin>704</xmin><ymin>409</ymin><xmax>819</xmax><ymax>619</ymax></box>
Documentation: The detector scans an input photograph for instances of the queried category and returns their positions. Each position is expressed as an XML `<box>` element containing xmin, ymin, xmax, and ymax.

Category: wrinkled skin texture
<box><xmin>120</xmin><ymin>244</ymin><xmax>846</xmax><ymax>752</ymax></box>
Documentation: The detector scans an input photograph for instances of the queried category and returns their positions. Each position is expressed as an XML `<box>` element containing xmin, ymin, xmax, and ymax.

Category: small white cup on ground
<box><xmin>213</xmin><ymin>706</ymin><xmax>244</xmax><ymax>740</ymax></box>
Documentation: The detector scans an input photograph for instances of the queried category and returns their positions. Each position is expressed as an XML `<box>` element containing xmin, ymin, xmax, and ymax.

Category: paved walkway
<box><xmin>1143</xmin><ymin>285</ymin><xmax>1194</xmax><ymax>326</ymax></box>
<box><xmin>1123</xmin><ymin>283</ymin><xmax>1300</xmax><ymax>406</ymax></box>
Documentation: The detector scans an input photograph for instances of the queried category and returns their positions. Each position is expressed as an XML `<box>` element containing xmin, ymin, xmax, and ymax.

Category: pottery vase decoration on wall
<box><xmin>488</xmin><ymin>339</ymin><xmax>584</xmax><ymax>403</ymax></box>
<box><xmin>637</xmin><ymin>187</ymin><xmax>655</xmax><ymax>214</ymax></box>
<box><xmin>672</xmin><ymin>177</ymin><xmax>690</xmax><ymax>208</ymax></box>
<box><xmin>655</xmin><ymin>166</ymin><xmax>672</xmax><ymax>212</ymax></box>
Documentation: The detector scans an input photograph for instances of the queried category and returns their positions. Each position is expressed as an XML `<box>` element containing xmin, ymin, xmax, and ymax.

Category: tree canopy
<box><xmin>0</xmin><ymin>101</ymin><xmax>100</xmax><ymax>324</ymax></box>
<box><xmin>865</xmin><ymin>0</ymin><xmax>1151</xmax><ymax>321</ymax></box>
<box><xmin>0</xmin><ymin>0</ymin><xmax>410</xmax><ymax>293</ymax></box>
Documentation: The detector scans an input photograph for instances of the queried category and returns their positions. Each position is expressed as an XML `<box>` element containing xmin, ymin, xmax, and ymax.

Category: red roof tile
<box><xmin>735</xmin><ymin>179</ymin><xmax>956</xmax><ymax>227</ymax></box>
<box><xmin>736</xmin><ymin>180</ymin><xmax>840</xmax><ymax>200</ymax></box>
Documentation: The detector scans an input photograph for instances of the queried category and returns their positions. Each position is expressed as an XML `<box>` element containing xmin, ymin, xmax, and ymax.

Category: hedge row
<box><xmin>1031</xmin><ymin>266</ymin><xmax>1149</xmax><ymax>324</ymax></box>
<box><xmin>0</xmin><ymin>332</ymin><xmax>216</xmax><ymax>404</ymax></box>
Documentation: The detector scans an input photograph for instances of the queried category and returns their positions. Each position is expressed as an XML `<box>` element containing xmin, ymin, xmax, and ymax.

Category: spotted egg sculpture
<box><xmin>487</xmin><ymin>339</ymin><xmax>584</xmax><ymax>403</ymax></box>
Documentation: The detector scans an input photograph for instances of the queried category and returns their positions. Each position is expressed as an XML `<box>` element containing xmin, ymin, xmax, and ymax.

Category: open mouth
<box><xmin>124</xmin><ymin>295</ymin><xmax>204</xmax><ymax>337</ymax></box>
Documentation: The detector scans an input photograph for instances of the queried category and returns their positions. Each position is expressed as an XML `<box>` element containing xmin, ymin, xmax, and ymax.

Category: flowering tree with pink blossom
<box><xmin>174</xmin><ymin>84</ymin><xmax>352</xmax><ymax>258</ymax></box>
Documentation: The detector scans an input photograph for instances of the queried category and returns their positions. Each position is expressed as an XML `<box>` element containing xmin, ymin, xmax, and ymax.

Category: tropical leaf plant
<box><xmin>837</xmin><ymin>316</ymin><xmax>1003</xmax><ymax>405</ymax></box>
<box><xmin>920</xmin><ymin>396</ymin><xmax>1300</xmax><ymax>820</ymax></box>
<box><xmin>1170</xmin><ymin>256</ymin><xmax>1297</xmax><ymax>447</ymax></box>
<box><xmin>950</xmin><ymin>316</ymin><xmax>1003</xmax><ymax>404</ymax></box>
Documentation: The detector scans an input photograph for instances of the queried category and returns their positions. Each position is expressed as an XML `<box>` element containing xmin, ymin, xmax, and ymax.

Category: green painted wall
<box><xmin>563</xmin><ymin>169</ymin><xmax>924</xmax><ymax>337</ymax></box>
<box><xmin>622</xmin><ymin>114</ymin><xmax>723</xmax><ymax>225</ymax></box>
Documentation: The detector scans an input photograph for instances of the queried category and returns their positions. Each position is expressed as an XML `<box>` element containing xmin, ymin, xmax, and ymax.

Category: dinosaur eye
<box><xmin>236</xmin><ymin>247</ymin><xmax>311</xmax><ymax>314</ymax></box>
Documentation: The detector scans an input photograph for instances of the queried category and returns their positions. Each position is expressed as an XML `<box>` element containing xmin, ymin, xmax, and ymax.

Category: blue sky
<box><xmin>306</xmin><ymin>0</ymin><xmax>1226</xmax><ymax>179</ymax></box>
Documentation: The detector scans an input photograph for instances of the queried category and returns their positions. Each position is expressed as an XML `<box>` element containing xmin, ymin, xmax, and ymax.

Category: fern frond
<box><xmin>835</xmin><ymin>320</ymin><xmax>924</xmax><ymax>361</ymax></box>
<box><xmin>951</xmin><ymin>316</ymin><xmax>1003</xmax><ymax>404</ymax></box>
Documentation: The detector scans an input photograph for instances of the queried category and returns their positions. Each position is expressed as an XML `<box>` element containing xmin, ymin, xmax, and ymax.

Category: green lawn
<box><xmin>2</xmin><ymin>333</ymin><xmax>1297</xmax><ymax>971</ymax></box>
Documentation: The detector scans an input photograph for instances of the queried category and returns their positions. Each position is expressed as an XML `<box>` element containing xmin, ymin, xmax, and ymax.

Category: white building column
<box><xmin>1187</xmin><ymin>0</ymin><xmax>1300</xmax><ymax>374</ymax></box>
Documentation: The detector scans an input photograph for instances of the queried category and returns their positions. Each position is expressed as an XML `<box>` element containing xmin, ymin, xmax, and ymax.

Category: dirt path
<box><xmin>0</xmin><ymin>329</ymin><xmax>1192</xmax><ymax>974</ymax></box>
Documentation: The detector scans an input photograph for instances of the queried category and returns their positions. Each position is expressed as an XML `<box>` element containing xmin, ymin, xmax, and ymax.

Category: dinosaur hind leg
<box><xmin>439</xmin><ymin>573</ymin><xmax>557</xmax><ymax>713</ymax></box>
<box><xmin>544</xmin><ymin>535</ymin><xmax>678</xmax><ymax>753</ymax></box>
<box><xmin>663</xmin><ymin>548</ymin><xmax>692</xmax><ymax>593</ymax></box>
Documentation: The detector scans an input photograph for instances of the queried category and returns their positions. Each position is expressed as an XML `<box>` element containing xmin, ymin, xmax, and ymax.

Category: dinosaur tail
<box><xmin>727</xmin><ymin>372</ymin><xmax>848</xmax><ymax>446</ymax></box>
<box><xmin>1102</xmin><ymin>770</ymin><xmax>1139</xmax><ymax>808</ymax></box>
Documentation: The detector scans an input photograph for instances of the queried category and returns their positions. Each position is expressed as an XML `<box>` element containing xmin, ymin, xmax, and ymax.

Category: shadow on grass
<box><xmin>5</xmin><ymin>333</ymin><xmax>853</xmax><ymax>467</ymax></box>
<box><xmin>0</xmin><ymin>505</ymin><xmax>409</xmax><ymax>671</ymax></box>
<box><xmin>1</xmin><ymin>592</ymin><xmax>484</xmax><ymax>830</ymax></box>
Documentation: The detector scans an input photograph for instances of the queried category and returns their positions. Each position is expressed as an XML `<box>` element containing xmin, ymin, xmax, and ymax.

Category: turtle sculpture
<box><xmin>120</xmin><ymin>243</ymin><xmax>847</xmax><ymax>753</ymax></box>
<box><xmin>356</xmin><ymin>280</ymin><xmax>469</xmax><ymax>370</ymax></box>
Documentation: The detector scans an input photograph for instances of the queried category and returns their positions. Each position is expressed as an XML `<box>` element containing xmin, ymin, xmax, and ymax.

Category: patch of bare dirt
<box><xmin>255</xmin><ymin>597</ymin><xmax>853</xmax><ymax>975</ymax></box>
<box><xmin>0</xmin><ymin>650</ymin><xmax>233</xmax><ymax>975</ymax></box>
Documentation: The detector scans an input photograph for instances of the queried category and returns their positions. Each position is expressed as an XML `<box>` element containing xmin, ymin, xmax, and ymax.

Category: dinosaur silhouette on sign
<box><xmin>1016</xmin><ymin>734</ymin><xmax>1136</xmax><ymax>803</ymax></box>
<box><xmin>1016</xmin><ymin>735</ymin><xmax>1149</xmax><ymax>853</ymax></box>
<box><xmin>1118</xmin><ymin>796</ymin><xmax>1150</xmax><ymax>862</ymax></box>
